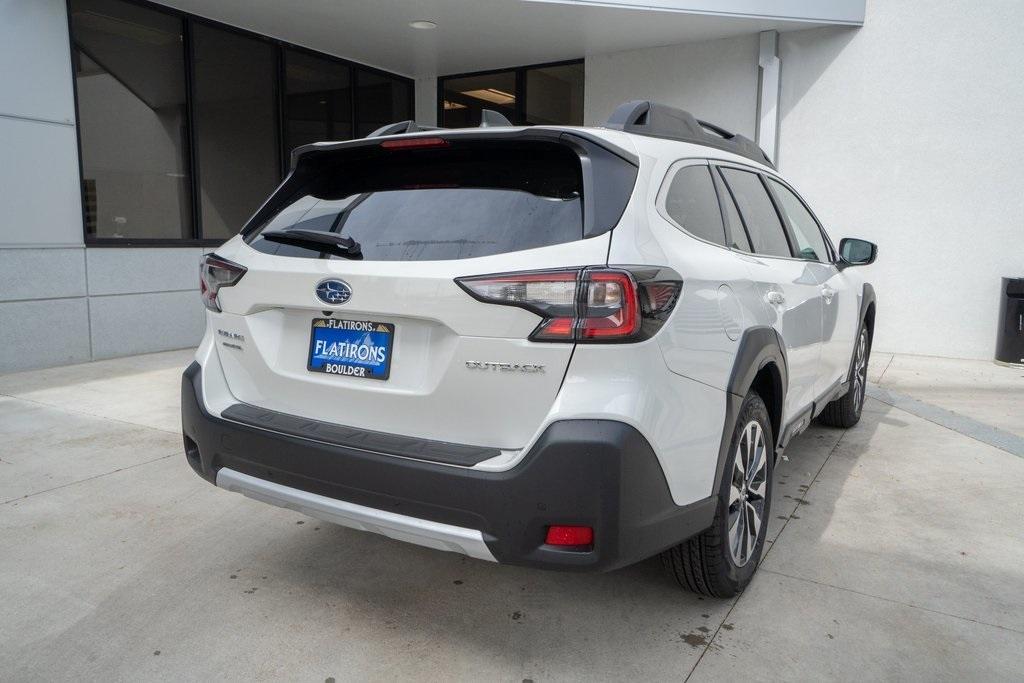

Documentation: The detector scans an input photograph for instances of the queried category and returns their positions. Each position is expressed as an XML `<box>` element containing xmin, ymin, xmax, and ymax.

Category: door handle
<box><xmin>766</xmin><ymin>291</ymin><xmax>785</xmax><ymax>306</ymax></box>
<box><xmin>821</xmin><ymin>285</ymin><xmax>835</xmax><ymax>303</ymax></box>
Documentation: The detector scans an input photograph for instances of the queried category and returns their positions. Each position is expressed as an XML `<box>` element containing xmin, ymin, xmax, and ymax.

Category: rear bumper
<box><xmin>181</xmin><ymin>362</ymin><xmax>715</xmax><ymax>571</ymax></box>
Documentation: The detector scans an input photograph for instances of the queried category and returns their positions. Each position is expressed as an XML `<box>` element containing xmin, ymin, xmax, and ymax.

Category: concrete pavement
<box><xmin>1</xmin><ymin>349</ymin><xmax>1022</xmax><ymax>681</ymax></box>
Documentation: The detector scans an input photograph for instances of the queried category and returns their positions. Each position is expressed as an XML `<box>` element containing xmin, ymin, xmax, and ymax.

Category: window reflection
<box><xmin>193</xmin><ymin>24</ymin><xmax>279</xmax><ymax>239</ymax></box>
<box><xmin>72</xmin><ymin>0</ymin><xmax>192</xmax><ymax>239</ymax></box>
<box><xmin>285</xmin><ymin>49</ymin><xmax>352</xmax><ymax>152</ymax></box>
<box><xmin>441</xmin><ymin>62</ymin><xmax>584</xmax><ymax>129</ymax></box>
<box><xmin>442</xmin><ymin>71</ymin><xmax>517</xmax><ymax>128</ymax></box>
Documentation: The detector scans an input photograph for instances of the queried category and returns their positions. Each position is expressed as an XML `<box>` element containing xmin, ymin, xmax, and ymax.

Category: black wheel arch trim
<box><xmin>849</xmin><ymin>283</ymin><xmax>877</xmax><ymax>382</ymax></box>
<box><xmin>713</xmin><ymin>326</ymin><xmax>788</xmax><ymax>498</ymax></box>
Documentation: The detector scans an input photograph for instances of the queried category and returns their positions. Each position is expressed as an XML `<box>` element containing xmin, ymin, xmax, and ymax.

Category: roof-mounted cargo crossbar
<box><xmin>604</xmin><ymin>100</ymin><xmax>774</xmax><ymax>168</ymax></box>
<box><xmin>366</xmin><ymin>108</ymin><xmax>513</xmax><ymax>138</ymax></box>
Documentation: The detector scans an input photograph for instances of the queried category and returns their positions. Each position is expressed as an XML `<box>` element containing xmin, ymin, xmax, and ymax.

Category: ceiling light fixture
<box><xmin>409</xmin><ymin>20</ymin><xmax>437</xmax><ymax>30</ymax></box>
<box><xmin>461</xmin><ymin>88</ymin><xmax>516</xmax><ymax>105</ymax></box>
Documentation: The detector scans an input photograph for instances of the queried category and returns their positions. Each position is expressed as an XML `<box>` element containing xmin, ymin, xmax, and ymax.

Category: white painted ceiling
<box><xmin>152</xmin><ymin>0</ymin><xmax>853</xmax><ymax>78</ymax></box>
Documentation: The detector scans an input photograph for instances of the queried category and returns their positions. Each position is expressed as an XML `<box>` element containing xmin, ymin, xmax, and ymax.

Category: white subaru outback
<box><xmin>182</xmin><ymin>100</ymin><xmax>877</xmax><ymax>597</ymax></box>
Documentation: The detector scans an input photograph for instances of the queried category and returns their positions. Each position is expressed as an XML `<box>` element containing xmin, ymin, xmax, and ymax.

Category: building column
<box><xmin>415</xmin><ymin>75</ymin><xmax>438</xmax><ymax>126</ymax></box>
<box><xmin>756</xmin><ymin>30</ymin><xmax>781</xmax><ymax>165</ymax></box>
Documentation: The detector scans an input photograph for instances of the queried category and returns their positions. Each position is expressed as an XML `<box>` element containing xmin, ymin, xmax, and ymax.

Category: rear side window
<box><xmin>662</xmin><ymin>165</ymin><xmax>727</xmax><ymax>246</ymax></box>
<box><xmin>767</xmin><ymin>178</ymin><xmax>830</xmax><ymax>262</ymax></box>
<box><xmin>718</xmin><ymin>168</ymin><xmax>792</xmax><ymax>258</ymax></box>
<box><xmin>249</xmin><ymin>141</ymin><xmax>583</xmax><ymax>261</ymax></box>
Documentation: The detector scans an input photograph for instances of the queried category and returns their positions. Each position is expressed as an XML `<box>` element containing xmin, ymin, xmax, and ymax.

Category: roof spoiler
<box><xmin>604</xmin><ymin>100</ymin><xmax>774</xmax><ymax>168</ymax></box>
<box><xmin>365</xmin><ymin>108</ymin><xmax>512</xmax><ymax>138</ymax></box>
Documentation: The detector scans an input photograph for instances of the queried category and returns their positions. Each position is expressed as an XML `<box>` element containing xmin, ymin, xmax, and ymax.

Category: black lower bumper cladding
<box><xmin>181</xmin><ymin>362</ymin><xmax>715</xmax><ymax>571</ymax></box>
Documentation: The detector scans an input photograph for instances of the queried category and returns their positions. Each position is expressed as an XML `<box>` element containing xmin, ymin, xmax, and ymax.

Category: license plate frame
<box><xmin>307</xmin><ymin>317</ymin><xmax>395</xmax><ymax>381</ymax></box>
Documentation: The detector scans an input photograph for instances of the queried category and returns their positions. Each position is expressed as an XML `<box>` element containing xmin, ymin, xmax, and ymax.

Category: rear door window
<box><xmin>249</xmin><ymin>141</ymin><xmax>583</xmax><ymax>261</ymax></box>
<box><xmin>718</xmin><ymin>168</ymin><xmax>792</xmax><ymax>258</ymax></box>
<box><xmin>662</xmin><ymin>165</ymin><xmax>727</xmax><ymax>246</ymax></box>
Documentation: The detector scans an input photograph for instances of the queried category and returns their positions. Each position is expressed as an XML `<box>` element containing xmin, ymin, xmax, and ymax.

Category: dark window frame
<box><xmin>65</xmin><ymin>0</ymin><xmax>414</xmax><ymax>248</ymax></box>
<box><xmin>437</xmin><ymin>58</ymin><xmax>584</xmax><ymax>128</ymax></box>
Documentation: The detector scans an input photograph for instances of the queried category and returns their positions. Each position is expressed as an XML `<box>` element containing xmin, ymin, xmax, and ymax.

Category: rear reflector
<box><xmin>456</xmin><ymin>267</ymin><xmax>681</xmax><ymax>343</ymax></box>
<box><xmin>545</xmin><ymin>525</ymin><xmax>594</xmax><ymax>547</ymax></box>
<box><xmin>379</xmin><ymin>136</ymin><xmax>449</xmax><ymax>150</ymax></box>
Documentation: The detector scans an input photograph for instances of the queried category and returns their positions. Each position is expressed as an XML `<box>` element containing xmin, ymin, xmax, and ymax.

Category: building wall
<box><xmin>0</xmin><ymin>0</ymin><xmax>204</xmax><ymax>373</ymax></box>
<box><xmin>415</xmin><ymin>76</ymin><xmax>438</xmax><ymax>126</ymax></box>
<box><xmin>584</xmin><ymin>33</ymin><xmax>760</xmax><ymax>136</ymax></box>
<box><xmin>0</xmin><ymin>1</ymin><xmax>414</xmax><ymax>374</ymax></box>
<box><xmin>584</xmin><ymin>5</ymin><xmax>1024</xmax><ymax>360</ymax></box>
<box><xmin>1</xmin><ymin>0</ymin><xmax>89</xmax><ymax>373</ymax></box>
<box><xmin>776</xmin><ymin>0</ymin><xmax>1024</xmax><ymax>359</ymax></box>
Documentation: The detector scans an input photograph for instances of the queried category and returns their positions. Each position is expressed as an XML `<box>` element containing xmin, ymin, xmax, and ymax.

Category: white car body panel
<box><xmin>195</xmin><ymin>124</ymin><xmax>871</xmax><ymax>512</ymax></box>
<box><xmin>816</xmin><ymin>263</ymin><xmax>864</xmax><ymax>396</ymax></box>
<box><xmin>210</xmin><ymin>233</ymin><xmax>610</xmax><ymax>450</ymax></box>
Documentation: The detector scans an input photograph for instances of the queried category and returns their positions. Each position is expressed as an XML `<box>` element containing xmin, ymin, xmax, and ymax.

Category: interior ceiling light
<box><xmin>443</xmin><ymin>100</ymin><xmax>467</xmax><ymax>110</ymax></box>
<box><xmin>409</xmin><ymin>20</ymin><xmax>437</xmax><ymax>30</ymax></box>
<box><xmin>461</xmin><ymin>88</ymin><xmax>515</xmax><ymax>105</ymax></box>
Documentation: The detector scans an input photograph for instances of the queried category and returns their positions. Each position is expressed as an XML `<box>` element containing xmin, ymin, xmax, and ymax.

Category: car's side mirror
<box><xmin>838</xmin><ymin>238</ymin><xmax>877</xmax><ymax>267</ymax></box>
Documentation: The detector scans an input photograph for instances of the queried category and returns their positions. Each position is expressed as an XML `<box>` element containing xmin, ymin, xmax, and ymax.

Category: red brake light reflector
<box><xmin>379</xmin><ymin>137</ymin><xmax>448</xmax><ymax>150</ymax></box>
<box><xmin>545</xmin><ymin>525</ymin><xmax>594</xmax><ymax>547</ymax></box>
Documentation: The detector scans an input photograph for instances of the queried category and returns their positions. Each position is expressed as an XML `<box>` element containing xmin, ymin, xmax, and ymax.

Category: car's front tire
<box><xmin>818</xmin><ymin>326</ymin><xmax>870</xmax><ymax>428</ymax></box>
<box><xmin>662</xmin><ymin>391</ymin><xmax>774</xmax><ymax>598</ymax></box>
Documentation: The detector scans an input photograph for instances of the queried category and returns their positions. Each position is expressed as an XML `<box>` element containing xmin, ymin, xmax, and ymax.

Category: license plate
<box><xmin>307</xmin><ymin>318</ymin><xmax>395</xmax><ymax>380</ymax></box>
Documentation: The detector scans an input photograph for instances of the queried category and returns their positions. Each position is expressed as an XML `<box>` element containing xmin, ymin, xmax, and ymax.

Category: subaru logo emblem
<box><xmin>315</xmin><ymin>279</ymin><xmax>352</xmax><ymax>305</ymax></box>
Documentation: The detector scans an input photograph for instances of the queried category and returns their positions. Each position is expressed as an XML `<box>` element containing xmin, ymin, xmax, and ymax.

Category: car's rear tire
<box><xmin>818</xmin><ymin>326</ymin><xmax>870</xmax><ymax>428</ymax></box>
<box><xmin>662</xmin><ymin>391</ymin><xmax>774</xmax><ymax>598</ymax></box>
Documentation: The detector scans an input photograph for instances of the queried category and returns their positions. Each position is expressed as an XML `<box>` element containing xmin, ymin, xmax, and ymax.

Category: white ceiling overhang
<box><xmin>153</xmin><ymin>0</ymin><xmax>865</xmax><ymax>78</ymax></box>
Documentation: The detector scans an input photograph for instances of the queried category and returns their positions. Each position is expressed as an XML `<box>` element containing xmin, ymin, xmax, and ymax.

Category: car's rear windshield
<box><xmin>247</xmin><ymin>140</ymin><xmax>583</xmax><ymax>262</ymax></box>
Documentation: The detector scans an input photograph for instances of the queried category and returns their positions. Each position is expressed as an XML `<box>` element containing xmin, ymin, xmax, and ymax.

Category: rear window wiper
<box><xmin>261</xmin><ymin>229</ymin><xmax>363</xmax><ymax>259</ymax></box>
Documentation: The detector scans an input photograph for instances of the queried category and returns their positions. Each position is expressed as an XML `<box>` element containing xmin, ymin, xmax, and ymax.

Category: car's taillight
<box><xmin>199</xmin><ymin>254</ymin><xmax>246</xmax><ymax>312</ymax></box>
<box><xmin>456</xmin><ymin>266</ymin><xmax>681</xmax><ymax>343</ymax></box>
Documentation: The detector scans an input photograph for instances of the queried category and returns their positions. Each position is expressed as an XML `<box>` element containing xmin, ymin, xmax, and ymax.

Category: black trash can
<box><xmin>996</xmin><ymin>277</ymin><xmax>1024</xmax><ymax>365</ymax></box>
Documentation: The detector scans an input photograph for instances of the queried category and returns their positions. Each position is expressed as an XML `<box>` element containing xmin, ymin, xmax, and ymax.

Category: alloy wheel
<box><xmin>728</xmin><ymin>420</ymin><xmax>768</xmax><ymax>567</ymax></box>
<box><xmin>852</xmin><ymin>329</ymin><xmax>868</xmax><ymax>411</ymax></box>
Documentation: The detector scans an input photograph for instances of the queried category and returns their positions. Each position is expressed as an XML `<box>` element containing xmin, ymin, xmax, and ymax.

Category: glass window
<box><xmin>767</xmin><ymin>179</ymin><xmax>830</xmax><ymax>262</ymax></box>
<box><xmin>663</xmin><ymin>166</ymin><xmax>726</xmax><ymax>246</ymax></box>
<box><xmin>525</xmin><ymin>63</ymin><xmax>583</xmax><ymax>125</ymax></box>
<box><xmin>249</xmin><ymin>142</ymin><xmax>583</xmax><ymax>262</ymax></box>
<box><xmin>441</xmin><ymin>63</ymin><xmax>585</xmax><ymax>129</ymax></box>
<box><xmin>70</xmin><ymin>0</ymin><xmax>418</xmax><ymax>244</ymax></box>
<box><xmin>712</xmin><ymin>170</ymin><xmax>752</xmax><ymax>251</ymax></box>
<box><xmin>355</xmin><ymin>70</ymin><xmax>412</xmax><ymax>137</ymax></box>
<box><xmin>284</xmin><ymin>49</ymin><xmax>352</xmax><ymax>152</ymax></box>
<box><xmin>719</xmin><ymin>169</ymin><xmax>792</xmax><ymax>258</ymax></box>
<box><xmin>71</xmin><ymin>0</ymin><xmax>192</xmax><ymax>239</ymax></box>
<box><xmin>441</xmin><ymin>71</ymin><xmax>517</xmax><ymax>128</ymax></box>
<box><xmin>192</xmin><ymin>24</ymin><xmax>279</xmax><ymax>240</ymax></box>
